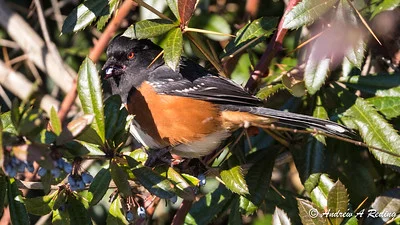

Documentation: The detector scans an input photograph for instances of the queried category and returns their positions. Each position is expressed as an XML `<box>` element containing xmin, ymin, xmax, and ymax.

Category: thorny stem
<box><xmin>245</xmin><ymin>0</ymin><xmax>301</xmax><ymax>91</ymax></box>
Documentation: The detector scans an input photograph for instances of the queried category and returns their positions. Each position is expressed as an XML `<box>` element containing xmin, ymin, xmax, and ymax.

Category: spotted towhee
<box><xmin>103</xmin><ymin>36</ymin><xmax>353</xmax><ymax>158</ymax></box>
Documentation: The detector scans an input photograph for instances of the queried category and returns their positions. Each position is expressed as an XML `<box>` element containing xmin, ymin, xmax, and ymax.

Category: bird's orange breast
<box><xmin>126</xmin><ymin>82</ymin><xmax>222</xmax><ymax>147</ymax></box>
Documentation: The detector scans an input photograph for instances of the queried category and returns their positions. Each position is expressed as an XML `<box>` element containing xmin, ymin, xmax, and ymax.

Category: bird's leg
<box><xmin>144</xmin><ymin>146</ymin><xmax>173</xmax><ymax>167</ymax></box>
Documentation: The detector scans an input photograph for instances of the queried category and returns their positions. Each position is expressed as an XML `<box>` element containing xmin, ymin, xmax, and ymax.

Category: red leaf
<box><xmin>178</xmin><ymin>0</ymin><xmax>197</xmax><ymax>26</ymax></box>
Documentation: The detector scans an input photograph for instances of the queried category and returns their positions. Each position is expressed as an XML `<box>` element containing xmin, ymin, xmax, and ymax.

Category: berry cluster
<box><xmin>68</xmin><ymin>172</ymin><xmax>93</xmax><ymax>191</ymax></box>
<box><xmin>38</xmin><ymin>158</ymin><xmax>72</xmax><ymax>178</ymax></box>
<box><xmin>5</xmin><ymin>157</ymin><xmax>34</xmax><ymax>177</ymax></box>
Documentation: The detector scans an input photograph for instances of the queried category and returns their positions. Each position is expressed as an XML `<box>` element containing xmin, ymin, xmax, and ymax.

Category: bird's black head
<box><xmin>103</xmin><ymin>36</ymin><xmax>163</xmax><ymax>102</ymax></box>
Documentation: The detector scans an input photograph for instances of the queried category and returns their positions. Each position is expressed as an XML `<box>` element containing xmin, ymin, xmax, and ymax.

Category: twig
<box><xmin>245</xmin><ymin>0</ymin><xmax>301</xmax><ymax>91</ymax></box>
<box><xmin>34</xmin><ymin>0</ymin><xmax>52</xmax><ymax>48</ymax></box>
<box><xmin>0</xmin><ymin>60</ymin><xmax>59</xmax><ymax>114</ymax></box>
<box><xmin>0</xmin><ymin>0</ymin><xmax>75</xmax><ymax>93</ymax></box>
<box><xmin>171</xmin><ymin>200</ymin><xmax>193</xmax><ymax>225</ymax></box>
<box><xmin>50</xmin><ymin>0</ymin><xmax>63</xmax><ymax>31</ymax></box>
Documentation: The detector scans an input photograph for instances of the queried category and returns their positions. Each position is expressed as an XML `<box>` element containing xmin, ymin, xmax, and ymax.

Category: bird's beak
<box><xmin>102</xmin><ymin>58</ymin><xmax>125</xmax><ymax>79</ymax></box>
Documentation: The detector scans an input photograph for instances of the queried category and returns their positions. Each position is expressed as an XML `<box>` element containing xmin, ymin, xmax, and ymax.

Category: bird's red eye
<box><xmin>127</xmin><ymin>52</ymin><xmax>135</xmax><ymax>59</ymax></box>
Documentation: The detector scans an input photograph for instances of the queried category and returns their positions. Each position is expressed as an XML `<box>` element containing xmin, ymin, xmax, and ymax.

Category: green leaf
<box><xmin>62</xmin><ymin>0</ymin><xmax>110</xmax><ymax>33</ymax></box>
<box><xmin>160</xmin><ymin>167</ymin><xmax>195</xmax><ymax>200</ymax></box>
<box><xmin>163</xmin><ymin>28</ymin><xmax>183</xmax><ymax>71</ymax></box>
<box><xmin>256</xmin><ymin>84</ymin><xmax>285</xmax><ymax>100</ymax></box>
<box><xmin>185</xmin><ymin>184</ymin><xmax>233</xmax><ymax>224</ymax></box>
<box><xmin>110</xmin><ymin>161</ymin><xmax>132</xmax><ymax>198</ymax></box>
<box><xmin>367</xmin><ymin>96</ymin><xmax>400</xmax><ymax>119</ymax></box>
<box><xmin>297</xmin><ymin>198</ymin><xmax>327</xmax><ymax>225</ymax></box>
<box><xmin>10</xmin><ymin>99</ymin><xmax>21</xmax><ymax>129</ymax></box>
<box><xmin>67</xmin><ymin>195</ymin><xmax>92</xmax><ymax>225</ymax></box>
<box><xmin>220</xmin><ymin>157</ymin><xmax>249</xmax><ymax>195</ymax></box>
<box><xmin>17</xmin><ymin>107</ymin><xmax>45</xmax><ymax>138</ymax></box>
<box><xmin>50</xmin><ymin>107</ymin><xmax>62</xmax><ymax>135</ymax></box>
<box><xmin>228</xmin><ymin>197</ymin><xmax>242</xmax><ymax>225</ymax></box>
<box><xmin>327</xmin><ymin>180</ymin><xmax>349</xmax><ymax>225</ymax></box>
<box><xmin>306</xmin><ymin>174</ymin><xmax>334</xmax><ymax>209</ymax></box>
<box><xmin>365</xmin><ymin>188</ymin><xmax>400</xmax><ymax>224</ymax></box>
<box><xmin>343</xmin><ymin>97</ymin><xmax>400</xmax><ymax>169</ymax></box>
<box><xmin>107</xmin><ymin>195</ymin><xmax>128</xmax><ymax>225</ymax></box>
<box><xmin>97</xmin><ymin>0</ymin><xmax>119</xmax><ymax>30</ymax></box>
<box><xmin>77</xmin><ymin>57</ymin><xmax>105</xmax><ymax>144</ymax></box>
<box><xmin>340</xmin><ymin>74</ymin><xmax>400</xmax><ymax>89</ymax></box>
<box><xmin>0</xmin><ymin>120</ymin><xmax>3</xmax><ymax>171</ymax></box>
<box><xmin>166</xmin><ymin>0</ymin><xmax>180</xmax><ymax>20</ymax></box>
<box><xmin>56</xmin><ymin>114</ymin><xmax>94</xmax><ymax>145</ymax></box>
<box><xmin>7</xmin><ymin>178</ymin><xmax>30</xmax><ymax>225</ymax></box>
<box><xmin>239</xmin><ymin>196</ymin><xmax>258</xmax><ymax>216</ymax></box>
<box><xmin>132</xmin><ymin>167</ymin><xmax>175</xmax><ymax>199</ymax></box>
<box><xmin>283</xmin><ymin>0</ymin><xmax>339</xmax><ymax>29</ymax></box>
<box><xmin>371</xmin><ymin>0</ymin><xmax>400</xmax><ymax>18</ymax></box>
<box><xmin>344</xmin><ymin>38</ymin><xmax>365</xmax><ymax>70</ymax></box>
<box><xmin>272</xmin><ymin>207</ymin><xmax>291</xmax><ymax>225</ymax></box>
<box><xmin>0</xmin><ymin>176</ymin><xmax>6</xmax><ymax>218</ymax></box>
<box><xmin>222</xmin><ymin>17</ymin><xmax>278</xmax><ymax>59</ymax></box>
<box><xmin>123</xmin><ymin>19</ymin><xmax>177</xmax><ymax>39</ymax></box>
<box><xmin>52</xmin><ymin>209</ymin><xmax>70</xmax><ymax>225</ymax></box>
<box><xmin>178</xmin><ymin>0</ymin><xmax>197</xmax><ymax>25</ymax></box>
<box><xmin>304</xmin><ymin>53</ymin><xmax>330</xmax><ymax>95</ymax></box>
<box><xmin>24</xmin><ymin>192</ymin><xmax>57</xmax><ymax>216</ymax></box>
<box><xmin>1</xmin><ymin>111</ymin><xmax>17</xmax><ymax>134</ymax></box>
<box><xmin>89</xmin><ymin>168</ymin><xmax>111</xmax><ymax>206</ymax></box>
<box><xmin>104</xmin><ymin>95</ymin><xmax>129</xmax><ymax>148</ymax></box>
<box><xmin>52</xmin><ymin>189</ymin><xmax>67</xmax><ymax>211</ymax></box>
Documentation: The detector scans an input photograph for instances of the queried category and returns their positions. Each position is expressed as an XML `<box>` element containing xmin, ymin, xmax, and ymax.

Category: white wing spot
<box><xmin>325</xmin><ymin>124</ymin><xmax>346</xmax><ymax>133</ymax></box>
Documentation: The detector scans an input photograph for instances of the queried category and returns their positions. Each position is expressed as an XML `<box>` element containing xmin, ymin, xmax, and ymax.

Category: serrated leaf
<box><xmin>272</xmin><ymin>207</ymin><xmax>291</xmax><ymax>225</ymax></box>
<box><xmin>367</xmin><ymin>96</ymin><xmax>400</xmax><ymax>119</ymax></box>
<box><xmin>365</xmin><ymin>188</ymin><xmax>400</xmax><ymax>223</ymax></box>
<box><xmin>132</xmin><ymin>167</ymin><xmax>175</xmax><ymax>199</ymax></box>
<box><xmin>178</xmin><ymin>0</ymin><xmax>197</xmax><ymax>26</ymax></box>
<box><xmin>228</xmin><ymin>197</ymin><xmax>242</xmax><ymax>225</ymax></box>
<box><xmin>77</xmin><ymin>57</ymin><xmax>105</xmax><ymax>144</ymax></box>
<box><xmin>245</xmin><ymin>149</ymin><xmax>277</xmax><ymax>206</ymax></box>
<box><xmin>56</xmin><ymin>114</ymin><xmax>94</xmax><ymax>145</ymax></box>
<box><xmin>371</xmin><ymin>0</ymin><xmax>400</xmax><ymax>18</ymax></box>
<box><xmin>7</xmin><ymin>178</ymin><xmax>30</xmax><ymax>225</ymax></box>
<box><xmin>97</xmin><ymin>0</ymin><xmax>119</xmax><ymax>31</ymax></box>
<box><xmin>0</xmin><ymin>176</ymin><xmax>6</xmax><ymax>218</ymax></box>
<box><xmin>62</xmin><ymin>0</ymin><xmax>109</xmax><ymax>33</ymax></box>
<box><xmin>327</xmin><ymin>180</ymin><xmax>349</xmax><ymax>225</ymax></box>
<box><xmin>50</xmin><ymin>107</ymin><xmax>62</xmax><ymax>135</ymax></box>
<box><xmin>239</xmin><ymin>196</ymin><xmax>258</xmax><ymax>216</ymax></box>
<box><xmin>107</xmin><ymin>195</ymin><xmax>128</xmax><ymax>225</ymax></box>
<box><xmin>163</xmin><ymin>28</ymin><xmax>183</xmax><ymax>71</ymax></box>
<box><xmin>344</xmin><ymin>37</ymin><xmax>365</xmax><ymax>69</ymax></box>
<box><xmin>89</xmin><ymin>168</ymin><xmax>111</xmax><ymax>206</ymax></box>
<box><xmin>67</xmin><ymin>195</ymin><xmax>92</xmax><ymax>225</ymax></box>
<box><xmin>123</xmin><ymin>19</ymin><xmax>177</xmax><ymax>39</ymax></box>
<box><xmin>110</xmin><ymin>160</ymin><xmax>132</xmax><ymax>198</ymax></box>
<box><xmin>24</xmin><ymin>192</ymin><xmax>57</xmax><ymax>216</ymax></box>
<box><xmin>297</xmin><ymin>198</ymin><xmax>327</xmax><ymax>225</ymax></box>
<box><xmin>343</xmin><ymin>97</ymin><xmax>400</xmax><ymax>169</ymax></box>
<box><xmin>52</xmin><ymin>209</ymin><xmax>70</xmax><ymax>225</ymax></box>
<box><xmin>307</xmin><ymin>174</ymin><xmax>335</xmax><ymax>209</ymax></box>
<box><xmin>161</xmin><ymin>167</ymin><xmax>195</xmax><ymax>200</ymax></box>
<box><xmin>185</xmin><ymin>184</ymin><xmax>232</xmax><ymax>224</ymax></box>
<box><xmin>283</xmin><ymin>0</ymin><xmax>339</xmax><ymax>29</ymax></box>
<box><xmin>222</xmin><ymin>17</ymin><xmax>278</xmax><ymax>59</ymax></box>
<box><xmin>220</xmin><ymin>157</ymin><xmax>249</xmax><ymax>195</ymax></box>
<box><xmin>304</xmin><ymin>52</ymin><xmax>330</xmax><ymax>95</ymax></box>
<box><xmin>1</xmin><ymin>111</ymin><xmax>17</xmax><ymax>134</ymax></box>
<box><xmin>166</xmin><ymin>0</ymin><xmax>180</xmax><ymax>20</ymax></box>
<box><xmin>256</xmin><ymin>84</ymin><xmax>285</xmax><ymax>100</ymax></box>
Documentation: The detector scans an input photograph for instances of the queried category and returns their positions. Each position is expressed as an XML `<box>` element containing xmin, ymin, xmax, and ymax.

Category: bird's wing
<box><xmin>147</xmin><ymin>60</ymin><xmax>262</xmax><ymax>106</ymax></box>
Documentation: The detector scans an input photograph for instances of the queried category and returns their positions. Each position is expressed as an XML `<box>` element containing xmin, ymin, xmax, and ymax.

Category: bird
<box><xmin>102</xmin><ymin>35</ymin><xmax>354</xmax><ymax>158</ymax></box>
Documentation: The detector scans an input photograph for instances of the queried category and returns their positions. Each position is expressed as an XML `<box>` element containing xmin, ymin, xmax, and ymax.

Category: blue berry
<box><xmin>77</xmin><ymin>180</ymin><xmax>85</xmax><ymax>190</ymax></box>
<box><xmin>17</xmin><ymin>162</ymin><xmax>26</xmax><ymax>173</ymax></box>
<box><xmin>126</xmin><ymin>211</ymin><xmax>134</xmax><ymax>222</ymax></box>
<box><xmin>6</xmin><ymin>164</ymin><xmax>16</xmax><ymax>177</ymax></box>
<box><xmin>198</xmin><ymin>174</ymin><xmax>206</xmax><ymax>186</ymax></box>
<box><xmin>137</xmin><ymin>206</ymin><xmax>146</xmax><ymax>218</ymax></box>
<box><xmin>170</xmin><ymin>195</ymin><xmax>177</xmax><ymax>204</ymax></box>
<box><xmin>68</xmin><ymin>175</ymin><xmax>76</xmax><ymax>186</ymax></box>
<box><xmin>51</xmin><ymin>168</ymin><xmax>61</xmax><ymax>178</ymax></box>
<box><xmin>81</xmin><ymin>172</ymin><xmax>93</xmax><ymax>184</ymax></box>
<box><xmin>63</xmin><ymin>163</ymin><xmax>72</xmax><ymax>173</ymax></box>
<box><xmin>56</xmin><ymin>158</ymin><xmax>65</xmax><ymax>169</ymax></box>
<box><xmin>38</xmin><ymin>167</ymin><xmax>47</xmax><ymax>177</ymax></box>
<box><xmin>26</xmin><ymin>162</ymin><xmax>34</xmax><ymax>173</ymax></box>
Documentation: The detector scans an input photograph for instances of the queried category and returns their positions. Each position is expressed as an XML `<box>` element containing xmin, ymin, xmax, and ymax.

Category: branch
<box><xmin>0</xmin><ymin>60</ymin><xmax>59</xmax><ymax>114</ymax></box>
<box><xmin>0</xmin><ymin>0</ymin><xmax>75</xmax><ymax>93</ymax></box>
<box><xmin>245</xmin><ymin>0</ymin><xmax>301</xmax><ymax>91</ymax></box>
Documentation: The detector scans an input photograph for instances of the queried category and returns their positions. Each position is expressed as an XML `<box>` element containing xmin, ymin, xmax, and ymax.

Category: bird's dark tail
<box><xmin>220</xmin><ymin>105</ymin><xmax>356</xmax><ymax>139</ymax></box>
